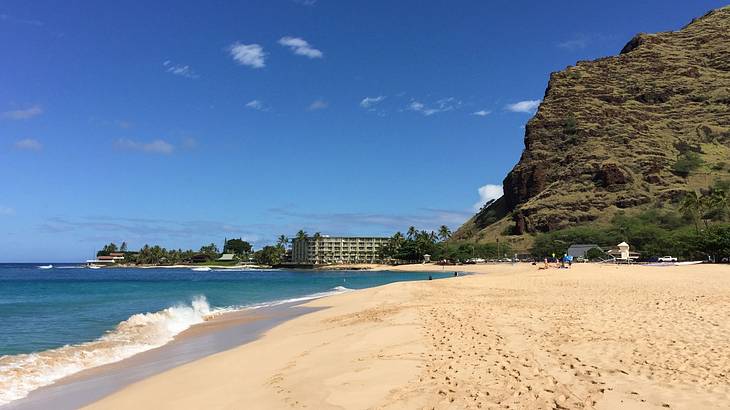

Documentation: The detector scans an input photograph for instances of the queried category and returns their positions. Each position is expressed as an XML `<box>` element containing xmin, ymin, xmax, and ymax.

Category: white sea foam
<box><xmin>0</xmin><ymin>286</ymin><xmax>355</xmax><ymax>405</ymax></box>
<box><xmin>0</xmin><ymin>296</ymin><xmax>212</xmax><ymax>405</ymax></box>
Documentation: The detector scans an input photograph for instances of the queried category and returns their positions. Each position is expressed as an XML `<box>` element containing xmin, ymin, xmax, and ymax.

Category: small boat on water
<box><xmin>88</xmin><ymin>265</ymin><xmax>102</xmax><ymax>270</ymax></box>
<box><xmin>38</xmin><ymin>264</ymin><xmax>53</xmax><ymax>270</ymax></box>
<box><xmin>191</xmin><ymin>267</ymin><xmax>212</xmax><ymax>272</ymax></box>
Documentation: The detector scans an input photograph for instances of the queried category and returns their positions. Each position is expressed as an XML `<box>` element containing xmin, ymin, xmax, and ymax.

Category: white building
<box><xmin>291</xmin><ymin>236</ymin><xmax>390</xmax><ymax>264</ymax></box>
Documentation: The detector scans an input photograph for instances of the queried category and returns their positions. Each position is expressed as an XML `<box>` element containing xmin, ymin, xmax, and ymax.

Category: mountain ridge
<box><xmin>454</xmin><ymin>5</ymin><xmax>730</xmax><ymax>246</ymax></box>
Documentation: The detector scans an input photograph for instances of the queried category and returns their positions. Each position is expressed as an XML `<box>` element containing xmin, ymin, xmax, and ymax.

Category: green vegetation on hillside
<box><xmin>530</xmin><ymin>189</ymin><xmax>730</xmax><ymax>260</ymax></box>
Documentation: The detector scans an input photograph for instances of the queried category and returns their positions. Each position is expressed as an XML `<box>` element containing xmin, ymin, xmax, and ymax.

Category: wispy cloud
<box><xmin>292</xmin><ymin>0</ymin><xmax>317</xmax><ymax>6</ymax></box>
<box><xmin>0</xmin><ymin>205</ymin><xmax>15</xmax><ymax>216</ymax></box>
<box><xmin>472</xmin><ymin>110</ymin><xmax>491</xmax><ymax>117</ymax></box>
<box><xmin>407</xmin><ymin>97</ymin><xmax>460</xmax><ymax>116</ymax></box>
<box><xmin>228</xmin><ymin>42</ymin><xmax>266</xmax><ymax>68</ymax></box>
<box><xmin>115</xmin><ymin>138</ymin><xmax>174</xmax><ymax>154</ymax></box>
<box><xmin>278</xmin><ymin>36</ymin><xmax>323</xmax><ymax>59</ymax></box>
<box><xmin>39</xmin><ymin>216</ymin><xmax>265</xmax><ymax>248</ymax></box>
<box><xmin>14</xmin><ymin>138</ymin><xmax>43</xmax><ymax>151</ymax></box>
<box><xmin>557</xmin><ymin>36</ymin><xmax>589</xmax><ymax>51</ymax></box>
<box><xmin>2</xmin><ymin>105</ymin><xmax>43</xmax><ymax>120</ymax></box>
<box><xmin>116</xmin><ymin>120</ymin><xmax>133</xmax><ymax>129</ymax></box>
<box><xmin>267</xmin><ymin>207</ymin><xmax>470</xmax><ymax>234</ymax></box>
<box><xmin>360</xmin><ymin>96</ymin><xmax>386</xmax><ymax>109</ymax></box>
<box><xmin>473</xmin><ymin>184</ymin><xmax>503</xmax><ymax>211</ymax></box>
<box><xmin>0</xmin><ymin>14</ymin><xmax>43</xmax><ymax>27</ymax></box>
<box><xmin>505</xmin><ymin>100</ymin><xmax>541</xmax><ymax>113</ymax></box>
<box><xmin>307</xmin><ymin>99</ymin><xmax>328</xmax><ymax>111</ymax></box>
<box><xmin>245</xmin><ymin>99</ymin><xmax>270</xmax><ymax>111</ymax></box>
<box><xmin>163</xmin><ymin>60</ymin><xmax>199</xmax><ymax>79</ymax></box>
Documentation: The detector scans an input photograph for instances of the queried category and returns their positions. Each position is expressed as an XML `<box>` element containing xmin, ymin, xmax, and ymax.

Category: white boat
<box><xmin>38</xmin><ymin>264</ymin><xmax>53</xmax><ymax>270</ymax></box>
<box><xmin>88</xmin><ymin>265</ymin><xmax>102</xmax><ymax>269</ymax></box>
<box><xmin>191</xmin><ymin>267</ymin><xmax>212</xmax><ymax>272</ymax></box>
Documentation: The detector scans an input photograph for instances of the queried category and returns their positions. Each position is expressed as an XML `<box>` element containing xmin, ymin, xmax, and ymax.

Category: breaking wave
<box><xmin>0</xmin><ymin>296</ymin><xmax>213</xmax><ymax>405</ymax></box>
<box><xmin>0</xmin><ymin>285</ymin><xmax>355</xmax><ymax>405</ymax></box>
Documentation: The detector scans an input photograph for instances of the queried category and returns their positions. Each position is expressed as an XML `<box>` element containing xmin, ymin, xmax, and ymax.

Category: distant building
<box><xmin>567</xmin><ymin>244</ymin><xmax>602</xmax><ymax>259</ymax></box>
<box><xmin>291</xmin><ymin>236</ymin><xmax>390</xmax><ymax>264</ymax></box>
<box><xmin>217</xmin><ymin>253</ymin><xmax>236</xmax><ymax>262</ymax></box>
<box><xmin>607</xmin><ymin>242</ymin><xmax>640</xmax><ymax>261</ymax></box>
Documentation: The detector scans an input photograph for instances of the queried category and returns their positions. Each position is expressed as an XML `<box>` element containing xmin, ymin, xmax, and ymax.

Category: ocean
<box><xmin>0</xmin><ymin>263</ymin><xmax>451</xmax><ymax>405</ymax></box>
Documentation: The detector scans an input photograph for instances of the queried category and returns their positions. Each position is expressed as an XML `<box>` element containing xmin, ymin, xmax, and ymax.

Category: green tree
<box><xmin>296</xmin><ymin>230</ymin><xmax>308</xmax><ymax>241</ymax></box>
<box><xmin>224</xmin><ymin>238</ymin><xmax>252</xmax><ymax>256</ymax></box>
<box><xmin>255</xmin><ymin>245</ymin><xmax>285</xmax><ymax>266</ymax></box>
<box><xmin>277</xmin><ymin>235</ymin><xmax>289</xmax><ymax>248</ymax></box>
<box><xmin>120</xmin><ymin>242</ymin><xmax>128</xmax><ymax>252</ymax></box>
<box><xmin>199</xmin><ymin>243</ymin><xmax>220</xmax><ymax>261</ymax></box>
<box><xmin>406</xmin><ymin>226</ymin><xmax>417</xmax><ymax>240</ymax></box>
<box><xmin>672</xmin><ymin>152</ymin><xmax>704</xmax><ymax>178</ymax></box>
<box><xmin>680</xmin><ymin>191</ymin><xmax>703</xmax><ymax>233</ymax></box>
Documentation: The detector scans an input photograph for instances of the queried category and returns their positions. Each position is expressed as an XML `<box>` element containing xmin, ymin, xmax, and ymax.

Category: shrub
<box><xmin>672</xmin><ymin>152</ymin><xmax>704</xmax><ymax>177</ymax></box>
<box><xmin>563</xmin><ymin>115</ymin><xmax>578</xmax><ymax>135</ymax></box>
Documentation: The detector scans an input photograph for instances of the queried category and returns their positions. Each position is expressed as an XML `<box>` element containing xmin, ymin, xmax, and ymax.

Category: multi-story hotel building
<box><xmin>291</xmin><ymin>236</ymin><xmax>390</xmax><ymax>264</ymax></box>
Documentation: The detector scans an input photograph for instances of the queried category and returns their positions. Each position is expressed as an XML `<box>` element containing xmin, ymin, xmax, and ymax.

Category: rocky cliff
<box><xmin>455</xmin><ymin>6</ymin><xmax>730</xmax><ymax>244</ymax></box>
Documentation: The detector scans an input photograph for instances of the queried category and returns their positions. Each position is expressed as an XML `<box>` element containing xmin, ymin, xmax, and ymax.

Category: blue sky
<box><xmin>1</xmin><ymin>0</ymin><xmax>726</xmax><ymax>262</ymax></box>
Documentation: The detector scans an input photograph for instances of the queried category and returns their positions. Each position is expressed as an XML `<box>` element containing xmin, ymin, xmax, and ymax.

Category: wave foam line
<box><xmin>0</xmin><ymin>286</ymin><xmax>355</xmax><ymax>405</ymax></box>
<box><xmin>0</xmin><ymin>296</ymin><xmax>213</xmax><ymax>405</ymax></box>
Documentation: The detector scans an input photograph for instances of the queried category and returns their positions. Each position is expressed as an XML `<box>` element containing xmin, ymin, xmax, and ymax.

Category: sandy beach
<box><xmin>86</xmin><ymin>263</ymin><xmax>730</xmax><ymax>409</ymax></box>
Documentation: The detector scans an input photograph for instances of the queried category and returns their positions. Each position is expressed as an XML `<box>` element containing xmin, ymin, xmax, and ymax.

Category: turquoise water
<box><xmin>0</xmin><ymin>263</ymin><xmax>450</xmax><ymax>404</ymax></box>
<box><xmin>0</xmin><ymin>264</ymin><xmax>448</xmax><ymax>355</ymax></box>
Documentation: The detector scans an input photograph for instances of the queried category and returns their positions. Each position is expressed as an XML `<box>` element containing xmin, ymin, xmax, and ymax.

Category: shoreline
<box><xmin>3</xmin><ymin>301</ymin><xmax>320</xmax><ymax>410</ymax></box>
<box><xmin>1</xmin><ymin>269</ymin><xmax>441</xmax><ymax>409</ymax></box>
<box><xmin>85</xmin><ymin>262</ymin><xmax>730</xmax><ymax>409</ymax></box>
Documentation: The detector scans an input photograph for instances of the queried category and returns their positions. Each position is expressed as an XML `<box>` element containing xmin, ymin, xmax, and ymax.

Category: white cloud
<box><xmin>472</xmin><ymin>110</ymin><xmax>491</xmax><ymax>117</ymax></box>
<box><xmin>14</xmin><ymin>138</ymin><xmax>42</xmax><ymax>151</ymax></box>
<box><xmin>115</xmin><ymin>138</ymin><xmax>174</xmax><ymax>154</ymax></box>
<box><xmin>307</xmin><ymin>99</ymin><xmax>328</xmax><ymax>111</ymax></box>
<box><xmin>293</xmin><ymin>0</ymin><xmax>317</xmax><ymax>5</ymax></box>
<box><xmin>228</xmin><ymin>42</ymin><xmax>266</xmax><ymax>68</ymax></box>
<box><xmin>557</xmin><ymin>35</ymin><xmax>589</xmax><ymax>50</ymax></box>
<box><xmin>0</xmin><ymin>205</ymin><xmax>15</xmax><ymax>216</ymax></box>
<box><xmin>2</xmin><ymin>105</ymin><xmax>43</xmax><ymax>120</ymax></box>
<box><xmin>505</xmin><ymin>100</ymin><xmax>541</xmax><ymax>113</ymax></box>
<box><xmin>407</xmin><ymin>97</ymin><xmax>460</xmax><ymax>116</ymax></box>
<box><xmin>360</xmin><ymin>96</ymin><xmax>385</xmax><ymax>109</ymax></box>
<box><xmin>163</xmin><ymin>60</ymin><xmax>199</xmax><ymax>79</ymax></box>
<box><xmin>278</xmin><ymin>36</ymin><xmax>323</xmax><ymax>59</ymax></box>
<box><xmin>245</xmin><ymin>99</ymin><xmax>270</xmax><ymax>111</ymax></box>
<box><xmin>473</xmin><ymin>184</ymin><xmax>503</xmax><ymax>211</ymax></box>
<box><xmin>0</xmin><ymin>14</ymin><xmax>43</xmax><ymax>27</ymax></box>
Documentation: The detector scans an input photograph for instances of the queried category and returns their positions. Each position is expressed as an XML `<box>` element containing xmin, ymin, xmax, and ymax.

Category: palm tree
<box><xmin>680</xmin><ymin>191</ymin><xmax>702</xmax><ymax>233</ymax></box>
<box><xmin>313</xmin><ymin>232</ymin><xmax>322</xmax><ymax>240</ymax></box>
<box><xmin>406</xmin><ymin>226</ymin><xmax>417</xmax><ymax>240</ymax></box>
<box><xmin>296</xmin><ymin>230</ymin><xmax>308</xmax><ymax>241</ymax></box>
<box><xmin>709</xmin><ymin>189</ymin><xmax>729</xmax><ymax>221</ymax></box>
<box><xmin>438</xmin><ymin>225</ymin><xmax>452</xmax><ymax>242</ymax></box>
<box><xmin>277</xmin><ymin>235</ymin><xmax>289</xmax><ymax>248</ymax></box>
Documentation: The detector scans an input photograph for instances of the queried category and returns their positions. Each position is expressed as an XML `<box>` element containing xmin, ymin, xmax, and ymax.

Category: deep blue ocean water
<box><xmin>0</xmin><ymin>264</ymin><xmax>448</xmax><ymax>356</ymax></box>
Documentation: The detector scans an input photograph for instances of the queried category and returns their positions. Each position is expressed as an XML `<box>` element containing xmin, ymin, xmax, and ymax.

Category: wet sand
<box><xmin>85</xmin><ymin>263</ymin><xmax>730</xmax><ymax>409</ymax></box>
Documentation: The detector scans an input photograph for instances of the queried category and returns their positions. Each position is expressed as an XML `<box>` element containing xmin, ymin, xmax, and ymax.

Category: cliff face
<box><xmin>456</xmin><ymin>6</ymin><xmax>730</xmax><ymax>241</ymax></box>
